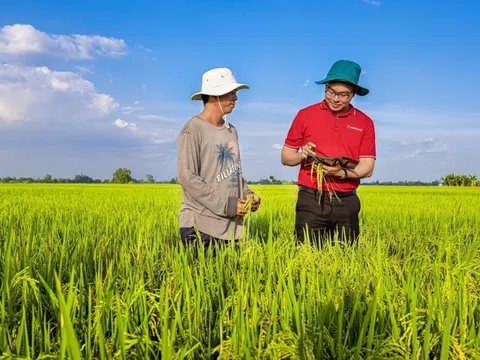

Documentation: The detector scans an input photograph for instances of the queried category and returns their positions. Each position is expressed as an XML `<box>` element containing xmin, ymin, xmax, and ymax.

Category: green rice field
<box><xmin>0</xmin><ymin>184</ymin><xmax>479</xmax><ymax>359</ymax></box>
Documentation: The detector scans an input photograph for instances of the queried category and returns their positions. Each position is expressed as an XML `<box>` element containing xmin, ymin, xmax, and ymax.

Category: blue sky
<box><xmin>1</xmin><ymin>0</ymin><xmax>479</xmax><ymax>182</ymax></box>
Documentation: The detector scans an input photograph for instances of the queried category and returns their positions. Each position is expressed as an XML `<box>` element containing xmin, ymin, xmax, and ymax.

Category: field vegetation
<box><xmin>0</xmin><ymin>184</ymin><xmax>479</xmax><ymax>359</ymax></box>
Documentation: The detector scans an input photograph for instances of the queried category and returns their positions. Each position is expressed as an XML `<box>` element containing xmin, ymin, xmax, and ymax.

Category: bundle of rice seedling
<box><xmin>242</xmin><ymin>195</ymin><xmax>254</xmax><ymax>212</ymax></box>
<box><xmin>304</xmin><ymin>154</ymin><xmax>359</xmax><ymax>202</ymax></box>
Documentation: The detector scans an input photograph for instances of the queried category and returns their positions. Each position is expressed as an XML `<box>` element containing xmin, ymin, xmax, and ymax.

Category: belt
<box><xmin>298</xmin><ymin>185</ymin><xmax>356</xmax><ymax>198</ymax></box>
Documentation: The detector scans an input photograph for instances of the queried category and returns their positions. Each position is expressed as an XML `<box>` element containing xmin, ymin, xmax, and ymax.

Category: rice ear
<box><xmin>306</xmin><ymin>156</ymin><xmax>342</xmax><ymax>203</ymax></box>
<box><xmin>242</xmin><ymin>196</ymin><xmax>254</xmax><ymax>212</ymax></box>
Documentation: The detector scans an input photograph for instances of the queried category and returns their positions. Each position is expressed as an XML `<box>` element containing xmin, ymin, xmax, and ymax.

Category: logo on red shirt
<box><xmin>347</xmin><ymin>125</ymin><xmax>363</xmax><ymax>132</ymax></box>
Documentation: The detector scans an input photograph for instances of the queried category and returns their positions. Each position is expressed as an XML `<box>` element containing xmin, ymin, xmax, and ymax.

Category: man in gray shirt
<box><xmin>177</xmin><ymin>68</ymin><xmax>261</xmax><ymax>250</ymax></box>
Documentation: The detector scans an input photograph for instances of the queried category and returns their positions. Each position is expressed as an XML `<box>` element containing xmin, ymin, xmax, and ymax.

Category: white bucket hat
<box><xmin>191</xmin><ymin>68</ymin><xmax>249</xmax><ymax>100</ymax></box>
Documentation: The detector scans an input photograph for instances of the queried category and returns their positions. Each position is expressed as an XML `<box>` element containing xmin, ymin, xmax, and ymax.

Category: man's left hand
<box><xmin>322</xmin><ymin>164</ymin><xmax>345</xmax><ymax>177</ymax></box>
<box><xmin>246</xmin><ymin>193</ymin><xmax>261</xmax><ymax>212</ymax></box>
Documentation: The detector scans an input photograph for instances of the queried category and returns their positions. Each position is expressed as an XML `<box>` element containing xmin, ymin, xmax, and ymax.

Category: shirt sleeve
<box><xmin>284</xmin><ymin>110</ymin><xmax>304</xmax><ymax>149</ymax></box>
<box><xmin>359</xmin><ymin>118</ymin><xmax>376</xmax><ymax>158</ymax></box>
<box><xmin>177</xmin><ymin>126</ymin><xmax>238</xmax><ymax>218</ymax></box>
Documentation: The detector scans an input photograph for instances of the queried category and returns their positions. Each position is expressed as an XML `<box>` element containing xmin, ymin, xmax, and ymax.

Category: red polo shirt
<box><xmin>284</xmin><ymin>100</ymin><xmax>376</xmax><ymax>192</ymax></box>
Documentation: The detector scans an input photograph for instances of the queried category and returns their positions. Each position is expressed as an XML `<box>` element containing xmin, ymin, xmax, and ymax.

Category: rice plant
<box><xmin>0</xmin><ymin>184</ymin><xmax>479</xmax><ymax>359</ymax></box>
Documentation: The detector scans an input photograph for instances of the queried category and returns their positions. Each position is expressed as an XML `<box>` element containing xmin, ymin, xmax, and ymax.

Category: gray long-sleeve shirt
<box><xmin>177</xmin><ymin>115</ymin><xmax>253</xmax><ymax>240</ymax></box>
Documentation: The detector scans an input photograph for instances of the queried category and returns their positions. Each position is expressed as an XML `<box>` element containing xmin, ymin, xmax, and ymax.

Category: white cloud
<box><xmin>0</xmin><ymin>63</ymin><xmax>118</xmax><ymax>123</ymax></box>
<box><xmin>362</xmin><ymin>0</ymin><xmax>380</xmax><ymax>6</ymax></box>
<box><xmin>0</xmin><ymin>101</ymin><xmax>19</xmax><ymax>123</ymax></box>
<box><xmin>137</xmin><ymin>114</ymin><xmax>176</xmax><ymax>122</ymax></box>
<box><xmin>136</xmin><ymin>45</ymin><xmax>152</xmax><ymax>53</ymax></box>
<box><xmin>134</xmin><ymin>45</ymin><xmax>156</xmax><ymax>61</ymax></box>
<box><xmin>302</xmin><ymin>80</ymin><xmax>310</xmax><ymax>87</ymax></box>
<box><xmin>113</xmin><ymin>118</ymin><xmax>136</xmax><ymax>129</ymax></box>
<box><xmin>390</xmin><ymin>137</ymin><xmax>448</xmax><ymax>160</ymax></box>
<box><xmin>112</xmin><ymin>116</ymin><xmax>178</xmax><ymax>145</ymax></box>
<box><xmin>272</xmin><ymin>144</ymin><xmax>283</xmax><ymax>150</ymax></box>
<box><xmin>75</xmin><ymin>65</ymin><xmax>94</xmax><ymax>75</ymax></box>
<box><xmin>0</xmin><ymin>24</ymin><xmax>127</xmax><ymax>60</ymax></box>
<box><xmin>152</xmin><ymin>129</ymin><xmax>177</xmax><ymax>144</ymax></box>
<box><xmin>90</xmin><ymin>94</ymin><xmax>119</xmax><ymax>115</ymax></box>
<box><xmin>121</xmin><ymin>106</ymin><xmax>144</xmax><ymax>115</ymax></box>
<box><xmin>363</xmin><ymin>103</ymin><xmax>480</xmax><ymax>141</ymax></box>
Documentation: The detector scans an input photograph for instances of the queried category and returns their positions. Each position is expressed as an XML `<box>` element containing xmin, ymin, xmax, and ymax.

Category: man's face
<box><xmin>218</xmin><ymin>90</ymin><xmax>238</xmax><ymax>114</ymax></box>
<box><xmin>324</xmin><ymin>82</ymin><xmax>355</xmax><ymax>113</ymax></box>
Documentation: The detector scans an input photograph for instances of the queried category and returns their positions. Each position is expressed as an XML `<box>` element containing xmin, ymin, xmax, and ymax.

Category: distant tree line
<box><xmin>441</xmin><ymin>174</ymin><xmax>479</xmax><ymax>187</ymax></box>
<box><xmin>1</xmin><ymin>169</ymin><xmax>478</xmax><ymax>187</ymax></box>
<box><xmin>0</xmin><ymin>174</ymin><xmax>105</xmax><ymax>184</ymax></box>
<box><xmin>0</xmin><ymin>168</ymin><xmax>174</xmax><ymax>185</ymax></box>
<box><xmin>247</xmin><ymin>175</ymin><xmax>444</xmax><ymax>186</ymax></box>
<box><xmin>361</xmin><ymin>180</ymin><xmax>442</xmax><ymax>186</ymax></box>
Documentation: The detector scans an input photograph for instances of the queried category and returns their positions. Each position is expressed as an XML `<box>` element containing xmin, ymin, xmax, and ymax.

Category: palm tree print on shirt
<box><xmin>216</xmin><ymin>143</ymin><xmax>236</xmax><ymax>171</ymax></box>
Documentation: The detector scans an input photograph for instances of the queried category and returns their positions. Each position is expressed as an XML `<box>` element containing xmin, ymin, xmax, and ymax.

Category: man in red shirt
<box><xmin>281</xmin><ymin>60</ymin><xmax>376</xmax><ymax>246</ymax></box>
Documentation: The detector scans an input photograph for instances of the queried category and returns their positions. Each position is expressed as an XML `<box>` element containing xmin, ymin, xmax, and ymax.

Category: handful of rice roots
<box><xmin>304</xmin><ymin>154</ymin><xmax>359</xmax><ymax>203</ymax></box>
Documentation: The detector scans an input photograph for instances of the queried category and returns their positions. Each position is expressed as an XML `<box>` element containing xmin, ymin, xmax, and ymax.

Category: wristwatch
<box><xmin>340</xmin><ymin>169</ymin><xmax>348</xmax><ymax>179</ymax></box>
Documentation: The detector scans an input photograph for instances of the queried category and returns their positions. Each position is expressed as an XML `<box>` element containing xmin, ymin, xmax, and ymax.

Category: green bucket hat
<box><xmin>315</xmin><ymin>60</ymin><xmax>369</xmax><ymax>96</ymax></box>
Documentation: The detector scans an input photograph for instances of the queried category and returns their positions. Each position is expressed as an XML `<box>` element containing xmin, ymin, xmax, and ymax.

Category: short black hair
<box><xmin>201</xmin><ymin>94</ymin><xmax>209</xmax><ymax>104</ymax></box>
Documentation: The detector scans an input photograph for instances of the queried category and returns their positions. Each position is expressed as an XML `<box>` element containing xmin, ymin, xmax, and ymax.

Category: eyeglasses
<box><xmin>325</xmin><ymin>86</ymin><xmax>353</xmax><ymax>101</ymax></box>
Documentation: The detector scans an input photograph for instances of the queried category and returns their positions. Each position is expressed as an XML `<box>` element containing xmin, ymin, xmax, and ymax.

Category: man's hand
<box><xmin>236</xmin><ymin>199</ymin><xmax>247</xmax><ymax>217</ymax></box>
<box><xmin>300</xmin><ymin>142</ymin><xmax>317</xmax><ymax>160</ymax></box>
<box><xmin>322</xmin><ymin>164</ymin><xmax>345</xmax><ymax>178</ymax></box>
<box><xmin>281</xmin><ymin>142</ymin><xmax>317</xmax><ymax>167</ymax></box>
<box><xmin>246</xmin><ymin>193</ymin><xmax>261</xmax><ymax>212</ymax></box>
<box><xmin>322</xmin><ymin>158</ymin><xmax>373</xmax><ymax>179</ymax></box>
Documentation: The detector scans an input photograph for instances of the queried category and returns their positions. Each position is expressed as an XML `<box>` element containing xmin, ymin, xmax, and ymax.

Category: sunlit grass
<box><xmin>0</xmin><ymin>184</ymin><xmax>479</xmax><ymax>359</ymax></box>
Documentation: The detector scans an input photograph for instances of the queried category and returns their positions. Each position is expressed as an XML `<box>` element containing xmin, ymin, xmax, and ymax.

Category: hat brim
<box><xmin>191</xmin><ymin>83</ymin><xmax>249</xmax><ymax>100</ymax></box>
<box><xmin>315</xmin><ymin>77</ymin><xmax>369</xmax><ymax>96</ymax></box>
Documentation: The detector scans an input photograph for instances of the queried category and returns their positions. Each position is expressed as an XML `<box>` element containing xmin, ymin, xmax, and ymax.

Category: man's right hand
<box><xmin>282</xmin><ymin>142</ymin><xmax>316</xmax><ymax>167</ymax></box>
<box><xmin>236</xmin><ymin>199</ymin><xmax>247</xmax><ymax>217</ymax></box>
<box><xmin>300</xmin><ymin>142</ymin><xmax>317</xmax><ymax>160</ymax></box>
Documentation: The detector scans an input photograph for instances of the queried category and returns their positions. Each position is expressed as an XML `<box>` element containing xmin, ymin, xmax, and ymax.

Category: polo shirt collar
<box><xmin>320</xmin><ymin>100</ymin><xmax>356</xmax><ymax>117</ymax></box>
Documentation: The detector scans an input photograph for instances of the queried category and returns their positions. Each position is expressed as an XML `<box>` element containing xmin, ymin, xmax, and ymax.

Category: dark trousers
<box><xmin>180</xmin><ymin>227</ymin><xmax>238</xmax><ymax>256</ymax></box>
<box><xmin>294</xmin><ymin>186</ymin><xmax>361</xmax><ymax>247</ymax></box>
